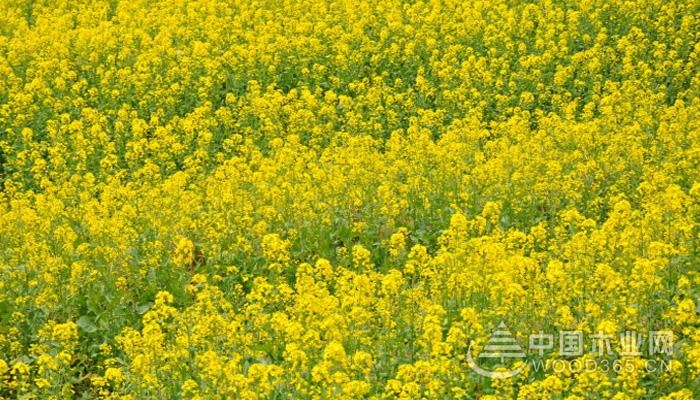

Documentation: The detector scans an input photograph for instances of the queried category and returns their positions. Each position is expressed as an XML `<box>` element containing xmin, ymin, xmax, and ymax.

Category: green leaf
<box><xmin>136</xmin><ymin>303</ymin><xmax>152</xmax><ymax>315</ymax></box>
<box><xmin>0</xmin><ymin>300</ymin><xmax>11</xmax><ymax>324</ymax></box>
<box><xmin>76</xmin><ymin>316</ymin><xmax>98</xmax><ymax>333</ymax></box>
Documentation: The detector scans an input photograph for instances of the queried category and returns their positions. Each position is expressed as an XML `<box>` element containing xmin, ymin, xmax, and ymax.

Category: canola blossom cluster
<box><xmin>0</xmin><ymin>0</ymin><xmax>699</xmax><ymax>398</ymax></box>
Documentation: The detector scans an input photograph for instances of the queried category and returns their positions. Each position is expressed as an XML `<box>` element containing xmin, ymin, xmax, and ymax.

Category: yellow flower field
<box><xmin>0</xmin><ymin>0</ymin><xmax>699</xmax><ymax>398</ymax></box>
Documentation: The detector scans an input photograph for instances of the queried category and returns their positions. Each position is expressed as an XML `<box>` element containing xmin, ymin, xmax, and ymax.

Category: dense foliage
<box><xmin>0</xmin><ymin>0</ymin><xmax>699</xmax><ymax>398</ymax></box>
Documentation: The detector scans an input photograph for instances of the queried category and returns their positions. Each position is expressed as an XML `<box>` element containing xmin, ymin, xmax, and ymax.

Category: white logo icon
<box><xmin>467</xmin><ymin>321</ymin><xmax>527</xmax><ymax>379</ymax></box>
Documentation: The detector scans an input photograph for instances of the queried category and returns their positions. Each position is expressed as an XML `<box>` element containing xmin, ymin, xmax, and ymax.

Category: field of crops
<box><xmin>0</xmin><ymin>0</ymin><xmax>699</xmax><ymax>398</ymax></box>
